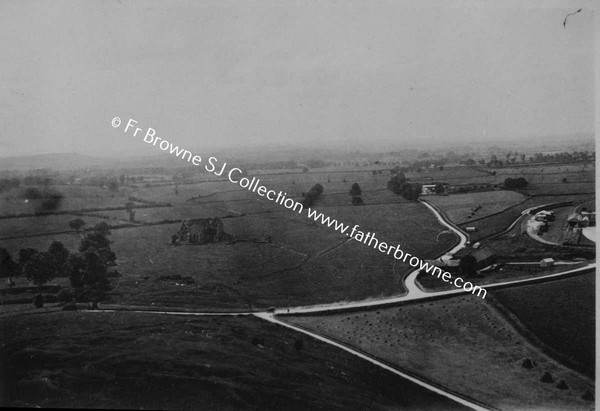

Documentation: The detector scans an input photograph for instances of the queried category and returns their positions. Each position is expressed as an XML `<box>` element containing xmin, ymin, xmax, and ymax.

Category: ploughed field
<box><xmin>0</xmin><ymin>310</ymin><xmax>468</xmax><ymax>410</ymax></box>
<box><xmin>282</xmin><ymin>294</ymin><xmax>595</xmax><ymax>411</ymax></box>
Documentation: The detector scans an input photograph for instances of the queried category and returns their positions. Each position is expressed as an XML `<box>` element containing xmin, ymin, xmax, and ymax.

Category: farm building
<box><xmin>421</xmin><ymin>184</ymin><xmax>437</xmax><ymax>195</ymax></box>
<box><xmin>423</xmin><ymin>255</ymin><xmax>461</xmax><ymax>270</ymax></box>
<box><xmin>455</xmin><ymin>246</ymin><xmax>497</xmax><ymax>269</ymax></box>
<box><xmin>581</xmin><ymin>211</ymin><xmax>596</xmax><ymax>226</ymax></box>
<box><xmin>567</xmin><ymin>212</ymin><xmax>591</xmax><ymax>228</ymax></box>
<box><xmin>540</xmin><ymin>258</ymin><xmax>555</xmax><ymax>268</ymax></box>
<box><xmin>177</xmin><ymin>217</ymin><xmax>228</xmax><ymax>244</ymax></box>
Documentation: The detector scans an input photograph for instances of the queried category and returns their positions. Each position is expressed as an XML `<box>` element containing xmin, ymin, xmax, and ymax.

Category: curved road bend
<box><xmin>85</xmin><ymin>199</ymin><xmax>594</xmax><ymax>410</ymax></box>
<box><xmin>274</xmin><ymin>200</ymin><xmax>595</xmax><ymax>315</ymax></box>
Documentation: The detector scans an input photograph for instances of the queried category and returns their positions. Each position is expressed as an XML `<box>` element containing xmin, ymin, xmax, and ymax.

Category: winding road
<box><xmin>90</xmin><ymin>199</ymin><xmax>595</xmax><ymax>411</ymax></box>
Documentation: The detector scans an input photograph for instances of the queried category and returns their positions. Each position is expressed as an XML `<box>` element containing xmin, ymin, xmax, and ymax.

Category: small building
<box><xmin>465</xmin><ymin>226</ymin><xmax>477</xmax><ymax>232</ymax></box>
<box><xmin>567</xmin><ymin>212</ymin><xmax>589</xmax><ymax>228</ymax></box>
<box><xmin>421</xmin><ymin>184</ymin><xmax>437</xmax><ymax>195</ymax></box>
<box><xmin>581</xmin><ymin>211</ymin><xmax>596</xmax><ymax>226</ymax></box>
<box><xmin>540</xmin><ymin>258</ymin><xmax>555</xmax><ymax>268</ymax></box>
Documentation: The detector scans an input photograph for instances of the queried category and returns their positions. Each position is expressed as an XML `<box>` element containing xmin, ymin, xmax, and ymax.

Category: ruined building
<box><xmin>176</xmin><ymin>217</ymin><xmax>228</xmax><ymax>244</ymax></box>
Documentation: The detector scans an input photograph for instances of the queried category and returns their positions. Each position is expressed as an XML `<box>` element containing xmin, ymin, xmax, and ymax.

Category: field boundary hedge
<box><xmin>0</xmin><ymin>203</ymin><xmax>172</xmax><ymax>220</ymax></box>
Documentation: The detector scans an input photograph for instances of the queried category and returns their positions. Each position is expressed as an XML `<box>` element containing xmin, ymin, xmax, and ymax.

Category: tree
<box><xmin>23</xmin><ymin>252</ymin><xmax>54</xmax><ymax>285</ymax></box>
<box><xmin>64</xmin><ymin>254</ymin><xmax>86</xmax><ymax>288</ymax></box>
<box><xmin>434</xmin><ymin>183</ymin><xmax>445</xmax><ymax>195</ymax></box>
<box><xmin>69</xmin><ymin>218</ymin><xmax>86</xmax><ymax>231</ymax></box>
<box><xmin>18</xmin><ymin>248</ymin><xmax>38</xmax><ymax>272</ymax></box>
<box><xmin>0</xmin><ymin>248</ymin><xmax>18</xmax><ymax>282</ymax></box>
<box><xmin>79</xmin><ymin>232</ymin><xmax>116</xmax><ymax>266</ymax></box>
<box><xmin>125</xmin><ymin>201</ymin><xmax>136</xmax><ymax>222</ymax></box>
<box><xmin>48</xmin><ymin>241</ymin><xmax>70</xmax><ymax>276</ymax></box>
<box><xmin>93</xmin><ymin>221</ymin><xmax>111</xmax><ymax>236</ymax></box>
<box><xmin>108</xmin><ymin>180</ymin><xmax>119</xmax><ymax>192</ymax></box>
<box><xmin>66</xmin><ymin>250</ymin><xmax>110</xmax><ymax>299</ymax></box>
<box><xmin>349</xmin><ymin>183</ymin><xmax>363</xmax><ymax>205</ymax></box>
<box><xmin>300</xmin><ymin>184</ymin><xmax>324</xmax><ymax>207</ymax></box>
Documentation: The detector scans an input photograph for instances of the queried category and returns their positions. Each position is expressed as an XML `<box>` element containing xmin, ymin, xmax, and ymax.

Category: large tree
<box><xmin>349</xmin><ymin>183</ymin><xmax>363</xmax><ymax>205</ymax></box>
<box><xmin>23</xmin><ymin>252</ymin><xmax>55</xmax><ymax>286</ymax></box>
<box><xmin>125</xmin><ymin>202</ymin><xmax>136</xmax><ymax>222</ymax></box>
<box><xmin>0</xmin><ymin>248</ymin><xmax>18</xmax><ymax>282</ymax></box>
<box><xmin>48</xmin><ymin>241</ymin><xmax>70</xmax><ymax>276</ymax></box>
<box><xmin>79</xmin><ymin>232</ymin><xmax>116</xmax><ymax>266</ymax></box>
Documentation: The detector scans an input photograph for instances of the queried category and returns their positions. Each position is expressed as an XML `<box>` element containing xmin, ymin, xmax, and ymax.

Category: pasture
<box><xmin>1</xmin><ymin>170</ymin><xmax>456</xmax><ymax>309</ymax></box>
<box><xmin>424</xmin><ymin>191</ymin><xmax>527</xmax><ymax>224</ymax></box>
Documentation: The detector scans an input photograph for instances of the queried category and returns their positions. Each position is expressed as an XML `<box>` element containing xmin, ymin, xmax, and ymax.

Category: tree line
<box><xmin>0</xmin><ymin>222</ymin><xmax>115</xmax><ymax>304</ymax></box>
<box><xmin>387</xmin><ymin>170</ymin><xmax>422</xmax><ymax>201</ymax></box>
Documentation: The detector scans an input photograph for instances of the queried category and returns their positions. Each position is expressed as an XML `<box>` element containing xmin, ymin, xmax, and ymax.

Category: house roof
<box><xmin>455</xmin><ymin>246</ymin><xmax>496</xmax><ymax>262</ymax></box>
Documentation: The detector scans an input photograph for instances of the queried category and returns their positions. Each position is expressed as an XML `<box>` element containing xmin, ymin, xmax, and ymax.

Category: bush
<box><xmin>294</xmin><ymin>338</ymin><xmax>304</xmax><ymax>351</ymax></box>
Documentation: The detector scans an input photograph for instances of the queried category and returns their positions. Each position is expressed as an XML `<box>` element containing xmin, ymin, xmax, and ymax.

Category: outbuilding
<box><xmin>540</xmin><ymin>258</ymin><xmax>555</xmax><ymax>268</ymax></box>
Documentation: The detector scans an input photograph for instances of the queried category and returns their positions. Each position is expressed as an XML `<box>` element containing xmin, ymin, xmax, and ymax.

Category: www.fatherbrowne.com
<box><xmin>112</xmin><ymin>117</ymin><xmax>487</xmax><ymax>299</ymax></box>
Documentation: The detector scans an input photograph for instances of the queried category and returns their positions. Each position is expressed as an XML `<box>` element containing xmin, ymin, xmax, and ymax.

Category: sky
<box><xmin>0</xmin><ymin>0</ymin><xmax>595</xmax><ymax>157</ymax></box>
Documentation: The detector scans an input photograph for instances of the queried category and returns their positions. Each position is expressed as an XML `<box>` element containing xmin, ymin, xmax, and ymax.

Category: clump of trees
<box><xmin>387</xmin><ymin>171</ymin><xmax>422</xmax><ymax>201</ymax></box>
<box><xmin>503</xmin><ymin>177</ymin><xmax>528</xmax><ymax>190</ymax></box>
<box><xmin>300</xmin><ymin>183</ymin><xmax>324</xmax><ymax>207</ymax></box>
<box><xmin>21</xmin><ymin>187</ymin><xmax>63</xmax><ymax>212</ymax></box>
<box><xmin>349</xmin><ymin>183</ymin><xmax>363</xmax><ymax>205</ymax></box>
<box><xmin>0</xmin><ymin>224</ymin><xmax>115</xmax><ymax>305</ymax></box>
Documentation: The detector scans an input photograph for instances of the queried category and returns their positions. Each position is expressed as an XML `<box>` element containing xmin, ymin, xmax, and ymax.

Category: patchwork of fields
<box><xmin>0</xmin><ymin>162</ymin><xmax>595</xmax><ymax>409</ymax></box>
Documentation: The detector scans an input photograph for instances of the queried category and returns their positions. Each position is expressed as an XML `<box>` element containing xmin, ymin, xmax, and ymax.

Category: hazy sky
<box><xmin>0</xmin><ymin>0</ymin><xmax>595</xmax><ymax>157</ymax></box>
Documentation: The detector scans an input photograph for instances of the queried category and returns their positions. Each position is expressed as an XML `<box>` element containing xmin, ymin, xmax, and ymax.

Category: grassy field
<box><xmin>1</xmin><ymin>177</ymin><xmax>456</xmax><ymax>309</ymax></box>
<box><xmin>424</xmin><ymin>191</ymin><xmax>527</xmax><ymax>224</ymax></box>
<box><xmin>283</xmin><ymin>295</ymin><xmax>595</xmax><ymax>410</ymax></box>
<box><xmin>491</xmin><ymin>271</ymin><xmax>595</xmax><ymax>377</ymax></box>
<box><xmin>0</xmin><ymin>185</ymin><xmax>138</xmax><ymax>216</ymax></box>
<box><xmin>0</xmin><ymin>214</ymin><xmax>110</xmax><ymax>239</ymax></box>
<box><xmin>0</xmin><ymin>310</ymin><xmax>469</xmax><ymax>410</ymax></box>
